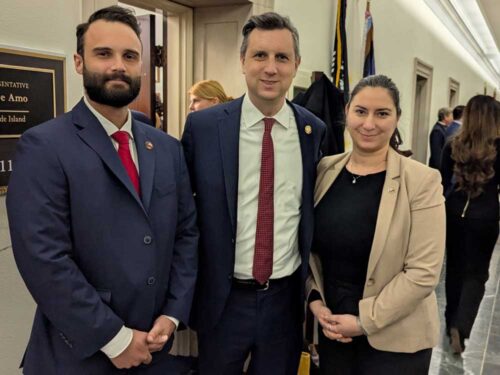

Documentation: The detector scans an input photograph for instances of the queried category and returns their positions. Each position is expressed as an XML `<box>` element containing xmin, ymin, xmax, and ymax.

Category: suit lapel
<box><xmin>218</xmin><ymin>98</ymin><xmax>243</xmax><ymax>235</ymax></box>
<box><xmin>366</xmin><ymin>148</ymin><xmax>401</xmax><ymax>278</ymax></box>
<box><xmin>72</xmin><ymin>100</ymin><xmax>146</xmax><ymax>213</ymax></box>
<box><xmin>291</xmin><ymin>103</ymin><xmax>316</xmax><ymax>210</ymax></box>
<box><xmin>133</xmin><ymin>121</ymin><xmax>155</xmax><ymax>212</ymax></box>
<box><xmin>314</xmin><ymin>153</ymin><xmax>350</xmax><ymax>205</ymax></box>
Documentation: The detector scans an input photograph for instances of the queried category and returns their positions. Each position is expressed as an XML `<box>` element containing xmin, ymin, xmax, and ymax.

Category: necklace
<box><xmin>350</xmin><ymin>173</ymin><xmax>363</xmax><ymax>184</ymax></box>
<box><xmin>347</xmin><ymin>157</ymin><xmax>387</xmax><ymax>185</ymax></box>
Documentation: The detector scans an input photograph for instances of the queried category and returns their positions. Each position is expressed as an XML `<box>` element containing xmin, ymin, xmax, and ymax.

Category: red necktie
<box><xmin>112</xmin><ymin>131</ymin><xmax>140</xmax><ymax>196</ymax></box>
<box><xmin>253</xmin><ymin>117</ymin><xmax>275</xmax><ymax>285</ymax></box>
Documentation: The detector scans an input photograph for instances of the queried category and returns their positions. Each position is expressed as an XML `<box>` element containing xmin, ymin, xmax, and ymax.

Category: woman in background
<box><xmin>188</xmin><ymin>79</ymin><xmax>233</xmax><ymax>112</ymax></box>
<box><xmin>307</xmin><ymin>75</ymin><xmax>445</xmax><ymax>374</ymax></box>
<box><xmin>440</xmin><ymin>95</ymin><xmax>500</xmax><ymax>354</ymax></box>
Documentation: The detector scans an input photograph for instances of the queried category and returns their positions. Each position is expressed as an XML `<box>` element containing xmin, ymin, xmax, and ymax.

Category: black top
<box><xmin>440</xmin><ymin>141</ymin><xmax>500</xmax><ymax>220</ymax></box>
<box><xmin>312</xmin><ymin>167</ymin><xmax>386</xmax><ymax>315</ymax></box>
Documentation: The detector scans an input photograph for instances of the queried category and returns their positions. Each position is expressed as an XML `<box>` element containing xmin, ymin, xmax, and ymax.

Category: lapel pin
<box><xmin>145</xmin><ymin>141</ymin><xmax>154</xmax><ymax>150</ymax></box>
<box><xmin>388</xmin><ymin>187</ymin><xmax>396</xmax><ymax>193</ymax></box>
<box><xmin>305</xmin><ymin>125</ymin><xmax>312</xmax><ymax>135</ymax></box>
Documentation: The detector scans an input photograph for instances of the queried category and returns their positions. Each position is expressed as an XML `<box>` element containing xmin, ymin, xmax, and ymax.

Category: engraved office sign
<box><xmin>0</xmin><ymin>48</ymin><xmax>66</xmax><ymax>193</ymax></box>
<box><xmin>0</xmin><ymin>65</ymin><xmax>55</xmax><ymax>136</ymax></box>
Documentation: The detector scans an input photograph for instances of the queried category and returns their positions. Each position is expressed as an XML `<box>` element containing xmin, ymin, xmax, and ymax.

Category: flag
<box><xmin>362</xmin><ymin>1</ymin><xmax>376</xmax><ymax>77</ymax></box>
<box><xmin>331</xmin><ymin>0</ymin><xmax>349</xmax><ymax>103</ymax></box>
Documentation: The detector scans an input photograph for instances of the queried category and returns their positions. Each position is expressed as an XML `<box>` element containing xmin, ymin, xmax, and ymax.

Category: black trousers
<box><xmin>198</xmin><ymin>273</ymin><xmax>302</xmax><ymax>375</ymax></box>
<box><xmin>445</xmin><ymin>214</ymin><xmax>499</xmax><ymax>338</ymax></box>
<box><xmin>318</xmin><ymin>332</ymin><xmax>432</xmax><ymax>375</ymax></box>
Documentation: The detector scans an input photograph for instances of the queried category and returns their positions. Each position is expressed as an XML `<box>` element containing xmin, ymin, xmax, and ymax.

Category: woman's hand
<box><xmin>329</xmin><ymin>314</ymin><xmax>364</xmax><ymax>338</ymax></box>
<box><xmin>309</xmin><ymin>300</ymin><xmax>353</xmax><ymax>343</ymax></box>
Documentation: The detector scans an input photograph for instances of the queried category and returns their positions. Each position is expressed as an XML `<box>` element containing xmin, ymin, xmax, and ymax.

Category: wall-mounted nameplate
<box><xmin>0</xmin><ymin>48</ymin><xmax>66</xmax><ymax>193</ymax></box>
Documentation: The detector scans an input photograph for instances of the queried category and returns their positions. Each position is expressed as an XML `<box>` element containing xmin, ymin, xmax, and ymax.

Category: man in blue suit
<box><xmin>182</xmin><ymin>12</ymin><xmax>325</xmax><ymax>375</ymax></box>
<box><xmin>7</xmin><ymin>6</ymin><xmax>198</xmax><ymax>374</ymax></box>
<box><xmin>445</xmin><ymin>104</ymin><xmax>465</xmax><ymax>140</ymax></box>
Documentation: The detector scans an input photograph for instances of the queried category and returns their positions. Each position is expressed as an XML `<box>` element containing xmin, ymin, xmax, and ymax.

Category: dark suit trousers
<box><xmin>445</xmin><ymin>214</ymin><xmax>499</xmax><ymax>338</ymax></box>
<box><xmin>198</xmin><ymin>273</ymin><xmax>302</xmax><ymax>375</ymax></box>
<box><xmin>318</xmin><ymin>333</ymin><xmax>432</xmax><ymax>375</ymax></box>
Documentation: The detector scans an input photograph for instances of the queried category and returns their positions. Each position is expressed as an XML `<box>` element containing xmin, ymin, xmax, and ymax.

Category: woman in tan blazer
<box><xmin>307</xmin><ymin>75</ymin><xmax>445</xmax><ymax>374</ymax></box>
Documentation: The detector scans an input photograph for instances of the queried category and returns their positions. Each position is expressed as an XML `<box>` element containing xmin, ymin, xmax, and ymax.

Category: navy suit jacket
<box><xmin>428</xmin><ymin>122</ymin><xmax>447</xmax><ymax>169</ymax></box>
<box><xmin>7</xmin><ymin>99</ymin><xmax>198</xmax><ymax>374</ymax></box>
<box><xmin>181</xmin><ymin>96</ymin><xmax>326</xmax><ymax>333</ymax></box>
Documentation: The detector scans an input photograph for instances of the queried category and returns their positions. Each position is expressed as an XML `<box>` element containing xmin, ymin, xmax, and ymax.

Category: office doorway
<box><xmin>119</xmin><ymin>0</ymin><xmax>193</xmax><ymax>138</ymax></box>
<box><xmin>411</xmin><ymin>58</ymin><xmax>433</xmax><ymax>164</ymax></box>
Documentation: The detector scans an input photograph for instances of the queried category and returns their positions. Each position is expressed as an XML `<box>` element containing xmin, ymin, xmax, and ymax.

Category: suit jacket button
<box><xmin>367</xmin><ymin>278</ymin><xmax>375</xmax><ymax>286</ymax></box>
<box><xmin>147</xmin><ymin>277</ymin><xmax>156</xmax><ymax>285</ymax></box>
<box><xmin>144</xmin><ymin>235</ymin><xmax>152</xmax><ymax>245</ymax></box>
<box><xmin>227</xmin><ymin>274</ymin><xmax>232</xmax><ymax>280</ymax></box>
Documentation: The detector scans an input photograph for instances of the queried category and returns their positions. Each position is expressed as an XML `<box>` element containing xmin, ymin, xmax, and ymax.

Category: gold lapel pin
<box><xmin>145</xmin><ymin>141</ymin><xmax>154</xmax><ymax>150</ymax></box>
<box><xmin>305</xmin><ymin>125</ymin><xmax>312</xmax><ymax>135</ymax></box>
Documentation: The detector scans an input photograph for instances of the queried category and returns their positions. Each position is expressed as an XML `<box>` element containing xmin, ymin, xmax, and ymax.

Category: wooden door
<box><xmin>129</xmin><ymin>14</ymin><xmax>155</xmax><ymax>125</ymax></box>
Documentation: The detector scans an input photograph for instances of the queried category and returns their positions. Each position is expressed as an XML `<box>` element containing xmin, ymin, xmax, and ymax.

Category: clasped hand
<box><xmin>309</xmin><ymin>300</ymin><xmax>363</xmax><ymax>343</ymax></box>
<box><xmin>111</xmin><ymin>315</ymin><xmax>176</xmax><ymax>369</ymax></box>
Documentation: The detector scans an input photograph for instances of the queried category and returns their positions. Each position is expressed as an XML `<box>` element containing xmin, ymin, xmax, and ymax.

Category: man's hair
<box><xmin>76</xmin><ymin>6</ymin><xmax>141</xmax><ymax>56</ymax></box>
<box><xmin>453</xmin><ymin>105</ymin><xmax>465</xmax><ymax>120</ymax></box>
<box><xmin>240</xmin><ymin>12</ymin><xmax>300</xmax><ymax>59</ymax></box>
<box><xmin>437</xmin><ymin>107</ymin><xmax>452</xmax><ymax>121</ymax></box>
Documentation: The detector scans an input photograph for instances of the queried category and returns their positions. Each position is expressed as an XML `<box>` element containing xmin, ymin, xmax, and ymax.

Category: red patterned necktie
<box><xmin>252</xmin><ymin>117</ymin><xmax>275</xmax><ymax>285</ymax></box>
<box><xmin>112</xmin><ymin>131</ymin><xmax>140</xmax><ymax>196</ymax></box>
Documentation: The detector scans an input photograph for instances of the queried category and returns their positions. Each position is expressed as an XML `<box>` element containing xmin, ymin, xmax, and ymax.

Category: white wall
<box><xmin>275</xmin><ymin>0</ymin><xmax>335</xmax><ymax>90</ymax></box>
<box><xmin>0</xmin><ymin>0</ymin><xmax>84</xmax><ymax>109</ymax></box>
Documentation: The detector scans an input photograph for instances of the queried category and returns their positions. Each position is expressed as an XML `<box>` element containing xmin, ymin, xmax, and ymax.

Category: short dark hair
<box><xmin>438</xmin><ymin>107</ymin><xmax>451</xmax><ymax>121</ymax></box>
<box><xmin>453</xmin><ymin>105</ymin><xmax>465</xmax><ymax>120</ymax></box>
<box><xmin>76</xmin><ymin>6</ymin><xmax>141</xmax><ymax>56</ymax></box>
<box><xmin>348</xmin><ymin>74</ymin><xmax>403</xmax><ymax>152</ymax></box>
<box><xmin>240</xmin><ymin>12</ymin><xmax>300</xmax><ymax>59</ymax></box>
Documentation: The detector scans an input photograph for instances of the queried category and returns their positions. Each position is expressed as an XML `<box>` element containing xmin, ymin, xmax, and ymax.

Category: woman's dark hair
<box><xmin>76</xmin><ymin>6</ymin><xmax>141</xmax><ymax>56</ymax></box>
<box><xmin>347</xmin><ymin>74</ymin><xmax>403</xmax><ymax>152</ymax></box>
<box><xmin>451</xmin><ymin>95</ymin><xmax>500</xmax><ymax>198</ymax></box>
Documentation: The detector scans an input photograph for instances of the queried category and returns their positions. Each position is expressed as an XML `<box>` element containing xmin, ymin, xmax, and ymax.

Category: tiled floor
<box><xmin>429</xmin><ymin>240</ymin><xmax>500</xmax><ymax>374</ymax></box>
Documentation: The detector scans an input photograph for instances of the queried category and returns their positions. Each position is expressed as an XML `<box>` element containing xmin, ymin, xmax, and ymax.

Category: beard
<box><xmin>83</xmin><ymin>66</ymin><xmax>141</xmax><ymax>108</ymax></box>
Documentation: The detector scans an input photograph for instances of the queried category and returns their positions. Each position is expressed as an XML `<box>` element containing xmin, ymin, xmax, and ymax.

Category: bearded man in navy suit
<box><xmin>7</xmin><ymin>6</ymin><xmax>198</xmax><ymax>374</ymax></box>
<box><xmin>182</xmin><ymin>12</ymin><xmax>325</xmax><ymax>375</ymax></box>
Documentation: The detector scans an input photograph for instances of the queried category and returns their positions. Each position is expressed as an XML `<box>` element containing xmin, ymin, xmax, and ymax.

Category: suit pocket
<box><xmin>96</xmin><ymin>289</ymin><xmax>112</xmax><ymax>304</ymax></box>
<box><xmin>155</xmin><ymin>182</ymin><xmax>176</xmax><ymax>197</ymax></box>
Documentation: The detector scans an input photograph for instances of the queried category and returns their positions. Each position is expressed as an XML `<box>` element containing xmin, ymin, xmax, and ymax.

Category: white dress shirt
<box><xmin>234</xmin><ymin>94</ymin><xmax>303</xmax><ymax>280</ymax></box>
<box><xmin>83</xmin><ymin>98</ymin><xmax>178</xmax><ymax>358</ymax></box>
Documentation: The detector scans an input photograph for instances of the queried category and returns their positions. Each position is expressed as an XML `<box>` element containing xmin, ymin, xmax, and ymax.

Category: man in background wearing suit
<box><xmin>445</xmin><ymin>104</ymin><xmax>465</xmax><ymax>140</ymax></box>
<box><xmin>7</xmin><ymin>6</ymin><xmax>198</xmax><ymax>374</ymax></box>
<box><xmin>182</xmin><ymin>12</ymin><xmax>325</xmax><ymax>375</ymax></box>
<box><xmin>428</xmin><ymin>107</ymin><xmax>452</xmax><ymax>169</ymax></box>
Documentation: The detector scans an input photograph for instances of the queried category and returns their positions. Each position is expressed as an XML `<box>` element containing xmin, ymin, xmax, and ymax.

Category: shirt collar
<box><xmin>83</xmin><ymin>96</ymin><xmax>133</xmax><ymax>139</ymax></box>
<box><xmin>241</xmin><ymin>94</ymin><xmax>291</xmax><ymax>130</ymax></box>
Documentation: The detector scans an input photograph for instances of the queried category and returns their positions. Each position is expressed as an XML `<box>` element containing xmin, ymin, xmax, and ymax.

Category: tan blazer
<box><xmin>307</xmin><ymin>148</ymin><xmax>446</xmax><ymax>353</ymax></box>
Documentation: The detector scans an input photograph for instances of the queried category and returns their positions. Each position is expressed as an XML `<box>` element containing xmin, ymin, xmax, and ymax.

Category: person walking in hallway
<box><xmin>181</xmin><ymin>12</ymin><xmax>325</xmax><ymax>375</ymax></box>
<box><xmin>6</xmin><ymin>6</ymin><xmax>198</xmax><ymax>374</ymax></box>
<box><xmin>440</xmin><ymin>95</ymin><xmax>500</xmax><ymax>354</ymax></box>
<box><xmin>429</xmin><ymin>107</ymin><xmax>452</xmax><ymax>169</ymax></box>
<box><xmin>445</xmin><ymin>105</ymin><xmax>465</xmax><ymax>140</ymax></box>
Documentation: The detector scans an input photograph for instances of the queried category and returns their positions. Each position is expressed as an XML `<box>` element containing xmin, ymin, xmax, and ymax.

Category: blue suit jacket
<box><xmin>445</xmin><ymin>120</ymin><xmax>460</xmax><ymax>140</ymax></box>
<box><xmin>181</xmin><ymin>96</ymin><xmax>326</xmax><ymax>333</ymax></box>
<box><xmin>7</xmin><ymin>99</ymin><xmax>198</xmax><ymax>374</ymax></box>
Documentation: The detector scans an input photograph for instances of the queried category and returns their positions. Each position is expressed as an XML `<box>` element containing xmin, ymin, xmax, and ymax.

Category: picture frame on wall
<box><xmin>0</xmin><ymin>47</ymin><xmax>66</xmax><ymax>194</ymax></box>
